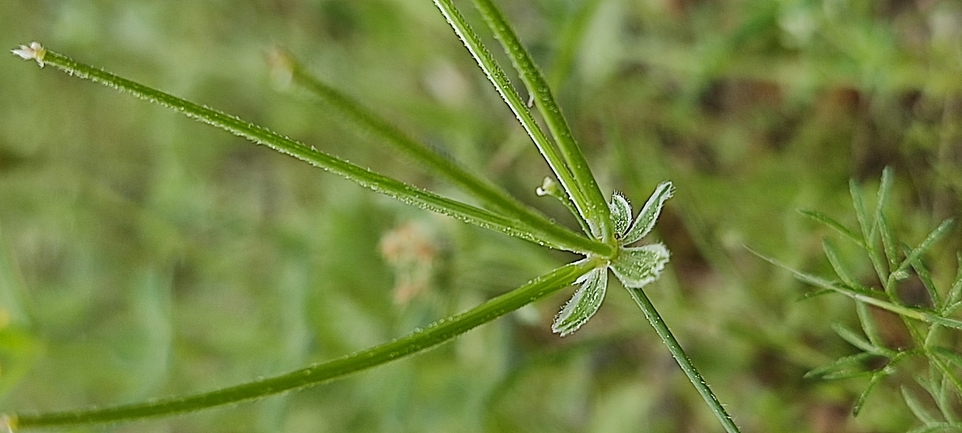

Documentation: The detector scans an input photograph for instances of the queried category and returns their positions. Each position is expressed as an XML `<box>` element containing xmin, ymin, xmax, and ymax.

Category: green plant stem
<box><xmin>10</xmin><ymin>260</ymin><xmax>595</xmax><ymax>429</ymax></box>
<box><xmin>431</xmin><ymin>0</ymin><xmax>600</xmax><ymax>240</ymax></box>
<box><xmin>471</xmin><ymin>0</ymin><xmax>614</xmax><ymax>243</ymax></box>
<box><xmin>277</xmin><ymin>50</ymin><xmax>594</xmax><ymax>252</ymax></box>
<box><xmin>625</xmin><ymin>288</ymin><xmax>741</xmax><ymax>433</ymax></box>
<box><xmin>29</xmin><ymin>47</ymin><xmax>611</xmax><ymax>257</ymax></box>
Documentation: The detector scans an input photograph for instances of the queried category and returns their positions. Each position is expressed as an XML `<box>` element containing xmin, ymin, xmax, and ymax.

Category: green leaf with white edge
<box><xmin>552</xmin><ymin>266</ymin><xmax>608</xmax><ymax>337</ymax></box>
<box><xmin>892</xmin><ymin>218</ymin><xmax>956</xmax><ymax>282</ymax></box>
<box><xmin>797</xmin><ymin>209</ymin><xmax>865</xmax><ymax>248</ymax></box>
<box><xmin>804</xmin><ymin>352</ymin><xmax>879</xmax><ymax>379</ymax></box>
<box><xmin>622</xmin><ymin>181</ymin><xmax>674</xmax><ymax>245</ymax></box>
<box><xmin>611</xmin><ymin>244</ymin><xmax>671</xmax><ymax>289</ymax></box>
<box><xmin>830</xmin><ymin>322</ymin><xmax>878</xmax><ymax>355</ymax></box>
<box><xmin>901</xmin><ymin>386</ymin><xmax>939</xmax><ymax>425</ymax></box>
<box><xmin>609</xmin><ymin>193</ymin><xmax>631</xmax><ymax>237</ymax></box>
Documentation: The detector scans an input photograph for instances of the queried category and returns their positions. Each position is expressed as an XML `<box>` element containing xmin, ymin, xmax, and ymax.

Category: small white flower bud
<box><xmin>11</xmin><ymin>42</ymin><xmax>46</xmax><ymax>68</ymax></box>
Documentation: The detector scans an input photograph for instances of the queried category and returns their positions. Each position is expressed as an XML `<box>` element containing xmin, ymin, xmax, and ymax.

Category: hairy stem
<box><xmin>626</xmin><ymin>288</ymin><xmax>741</xmax><ymax>433</ymax></box>
<box><xmin>431</xmin><ymin>0</ymin><xmax>601</xmax><ymax>240</ymax></box>
<box><xmin>22</xmin><ymin>46</ymin><xmax>611</xmax><ymax>256</ymax></box>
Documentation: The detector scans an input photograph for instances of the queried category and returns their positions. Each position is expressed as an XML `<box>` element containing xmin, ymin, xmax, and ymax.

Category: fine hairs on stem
<box><xmin>6</xmin><ymin>1</ymin><xmax>739</xmax><ymax>431</ymax></box>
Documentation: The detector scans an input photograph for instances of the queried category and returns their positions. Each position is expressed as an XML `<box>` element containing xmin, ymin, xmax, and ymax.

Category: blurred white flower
<box><xmin>11</xmin><ymin>42</ymin><xmax>46</xmax><ymax>68</ymax></box>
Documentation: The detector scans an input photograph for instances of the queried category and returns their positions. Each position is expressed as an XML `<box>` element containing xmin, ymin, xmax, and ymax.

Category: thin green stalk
<box><xmin>274</xmin><ymin>49</ymin><xmax>601</xmax><ymax>254</ymax></box>
<box><xmin>431</xmin><ymin>0</ymin><xmax>601</xmax><ymax>241</ymax></box>
<box><xmin>625</xmin><ymin>287</ymin><xmax>742</xmax><ymax>433</ymax></box>
<box><xmin>10</xmin><ymin>260</ymin><xmax>595</xmax><ymax>429</ymax></box>
<box><xmin>471</xmin><ymin>0</ymin><xmax>615</xmax><ymax>243</ymax></box>
<box><xmin>23</xmin><ymin>46</ymin><xmax>610</xmax><ymax>256</ymax></box>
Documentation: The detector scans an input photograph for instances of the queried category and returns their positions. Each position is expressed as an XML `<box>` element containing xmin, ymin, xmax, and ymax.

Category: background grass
<box><xmin>2</xmin><ymin>0</ymin><xmax>961</xmax><ymax>432</ymax></box>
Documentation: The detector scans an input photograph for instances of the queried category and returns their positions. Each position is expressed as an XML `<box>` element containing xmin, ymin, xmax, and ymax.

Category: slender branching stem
<box><xmin>27</xmin><ymin>47</ymin><xmax>612</xmax><ymax>257</ymax></box>
<box><xmin>10</xmin><ymin>260</ymin><xmax>595</xmax><ymax>429</ymax></box>
<box><xmin>275</xmin><ymin>50</ymin><xmax>598</xmax><ymax>254</ymax></box>
<box><xmin>431</xmin><ymin>0</ymin><xmax>603</xmax><ymax>241</ymax></box>
<box><xmin>626</xmin><ymin>287</ymin><xmax>742</xmax><ymax>433</ymax></box>
<box><xmin>470</xmin><ymin>0</ymin><xmax>615</xmax><ymax>243</ymax></box>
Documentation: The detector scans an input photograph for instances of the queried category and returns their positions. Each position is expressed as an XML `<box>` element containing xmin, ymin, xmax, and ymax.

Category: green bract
<box><xmin>552</xmin><ymin>182</ymin><xmax>673</xmax><ymax>336</ymax></box>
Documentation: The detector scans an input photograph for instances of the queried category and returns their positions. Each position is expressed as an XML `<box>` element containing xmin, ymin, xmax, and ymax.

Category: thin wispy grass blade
<box><xmin>850</xmin><ymin>179</ymin><xmax>888</xmax><ymax>281</ymax></box>
<box><xmin>748</xmin><ymin>247</ymin><xmax>962</xmax><ymax>329</ymax></box>
<box><xmin>874</xmin><ymin>167</ymin><xmax>899</xmax><ymax>274</ymax></box>
<box><xmin>270</xmin><ymin>48</ymin><xmax>607</xmax><ymax>255</ymax></box>
<box><xmin>853</xmin><ymin>368</ymin><xmax>891</xmax><ymax>415</ymax></box>
<box><xmin>907</xmin><ymin>248</ymin><xmax>941</xmax><ymax>309</ymax></box>
<box><xmin>431</xmin><ymin>0</ymin><xmax>599</xmax><ymax>239</ymax></box>
<box><xmin>11</xmin><ymin>260</ymin><xmax>595</xmax><ymax>428</ymax></box>
<box><xmin>546</xmin><ymin>0</ymin><xmax>603</xmax><ymax>89</ymax></box>
<box><xmin>822</xmin><ymin>239</ymin><xmax>862</xmax><ymax>289</ymax></box>
<box><xmin>830</xmin><ymin>323</ymin><xmax>880</xmax><ymax>355</ymax></box>
<box><xmin>798</xmin><ymin>209</ymin><xmax>865</xmax><ymax>248</ymax></box>
<box><xmin>470</xmin><ymin>0</ymin><xmax>614</xmax><ymax>241</ymax></box>
<box><xmin>804</xmin><ymin>352</ymin><xmax>880</xmax><ymax>379</ymax></box>
<box><xmin>18</xmin><ymin>45</ymin><xmax>606</xmax><ymax>255</ymax></box>
<box><xmin>891</xmin><ymin>219</ymin><xmax>956</xmax><ymax>283</ymax></box>
<box><xmin>856</xmin><ymin>301</ymin><xmax>886</xmax><ymax>350</ymax></box>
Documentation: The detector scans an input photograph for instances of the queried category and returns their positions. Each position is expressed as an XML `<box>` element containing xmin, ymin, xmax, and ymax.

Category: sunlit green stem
<box><xmin>29</xmin><ymin>47</ymin><xmax>611</xmax><ymax>256</ymax></box>
<box><xmin>471</xmin><ymin>0</ymin><xmax>614</xmax><ymax>243</ymax></box>
<box><xmin>11</xmin><ymin>261</ymin><xmax>595</xmax><ymax>429</ymax></box>
<box><xmin>431</xmin><ymin>0</ymin><xmax>602</xmax><ymax>241</ymax></box>
<box><xmin>626</xmin><ymin>288</ymin><xmax>741</xmax><ymax>433</ymax></box>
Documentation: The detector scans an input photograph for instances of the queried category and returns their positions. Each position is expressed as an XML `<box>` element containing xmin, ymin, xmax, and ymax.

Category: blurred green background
<box><xmin>2</xmin><ymin>0</ymin><xmax>961</xmax><ymax>432</ymax></box>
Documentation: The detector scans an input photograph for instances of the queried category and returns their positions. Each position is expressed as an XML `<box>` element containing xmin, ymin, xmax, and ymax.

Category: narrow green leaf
<box><xmin>431</xmin><ymin>0</ymin><xmax>599</xmax><ymax>238</ymax></box>
<box><xmin>749</xmin><ymin>247</ymin><xmax>959</xmax><ymax>328</ymax></box>
<box><xmin>608</xmin><ymin>193</ymin><xmax>631</xmax><ymax>237</ymax></box>
<box><xmin>907</xmin><ymin>246</ymin><xmax>941</xmax><ymax>309</ymax></box>
<box><xmin>878</xmin><ymin>213</ymin><xmax>901</xmax><ymax>290</ymax></box>
<box><xmin>470</xmin><ymin>0</ymin><xmax>614</xmax><ymax>241</ymax></box>
<box><xmin>798</xmin><ymin>209</ymin><xmax>864</xmax><ymax>248</ymax></box>
<box><xmin>622</xmin><ymin>181</ymin><xmax>674</xmax><ymax>245</ymax></box>
<box><xmin>853</xmin><ymin>367</ymin><xmax>892</xmax><ymax>416</ymax></box>
<box><xmin>874</xmin><ymin>167</ymin><xmax>894</xmax><ymax>237</ymax></box>
<box><xmin>936</xmin><ymin>375</ymin><xmax>960</xmax><ymax>423</ymax></box>
<box><xmin>610</xmin><ymin>244</ymin><xmax>671</xmax><ymax>289</ymax></box>
<box><xmin>856</xmin><ymin>301</ymin><xmax>886</xmax><ymax>351</ymax></box>
<box><xmin>22</xmin><ymin>45</ymin><xmax>609</xmax><ymax>256</ymax></box>
<box><xmin>830</xmin><ymin>322</ymin><xmax>879</xmax><ymax>355</ymax></box>
<box><xmin>932</xmin><ymin>347</ymin><xmax>962</xmax><ymax>370</ymax></box>
<box><xmin>892</xmin><ymin>219</ymin><xmax>957</xmax><ymax>284</ymax></box>
<box><xmin>946</xmin><ymin>253</ymin><xmax>962</xmax><ymax>308</ymax></box>
<box><xmin>551</xmin><ymin>266</ymin><xmax>608</xmax><ymax>336</ymax></box>
<box><xmin>873</xmin><ymin>166</ymin><xmax>899</xmax><ymax>280</ymax></box>
<box><xmin>902</xmin><ymin>386</ymin><xmax>939</xmax><ymax>425</ymax></box>
<box><xmin>272</xmin><ymin>48</ymin><xmax>605</xmax><ymax>256</ymax></box>
<box><xmin>851</xmin><ymin>179</ymin><xmax>889</xmax><ymax>282</ymax></box>
<box><xmin>822</xmin><ymin>239</ymin><xmax>862</xmax><ymax>290</ymax></box>
<box><xmin>804</xmin><ymin>352</ymin><xmax>878</xmax><ymax>379</ymax></box>
<box><xmin>11</xmin><ymin>260</ymin><xmax>595</xmax><ymax>428</ymax></box>
<box><xmin>929</xmin><ymin>352</ymin><xmax>962</xmax><ymax>403</ymax></box>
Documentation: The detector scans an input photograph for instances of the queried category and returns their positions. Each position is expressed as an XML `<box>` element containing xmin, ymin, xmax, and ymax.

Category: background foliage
<box><xmin>2</xmin><ymin>0</ymin><xmax>961</xmax><ymax>431</ymax></box>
